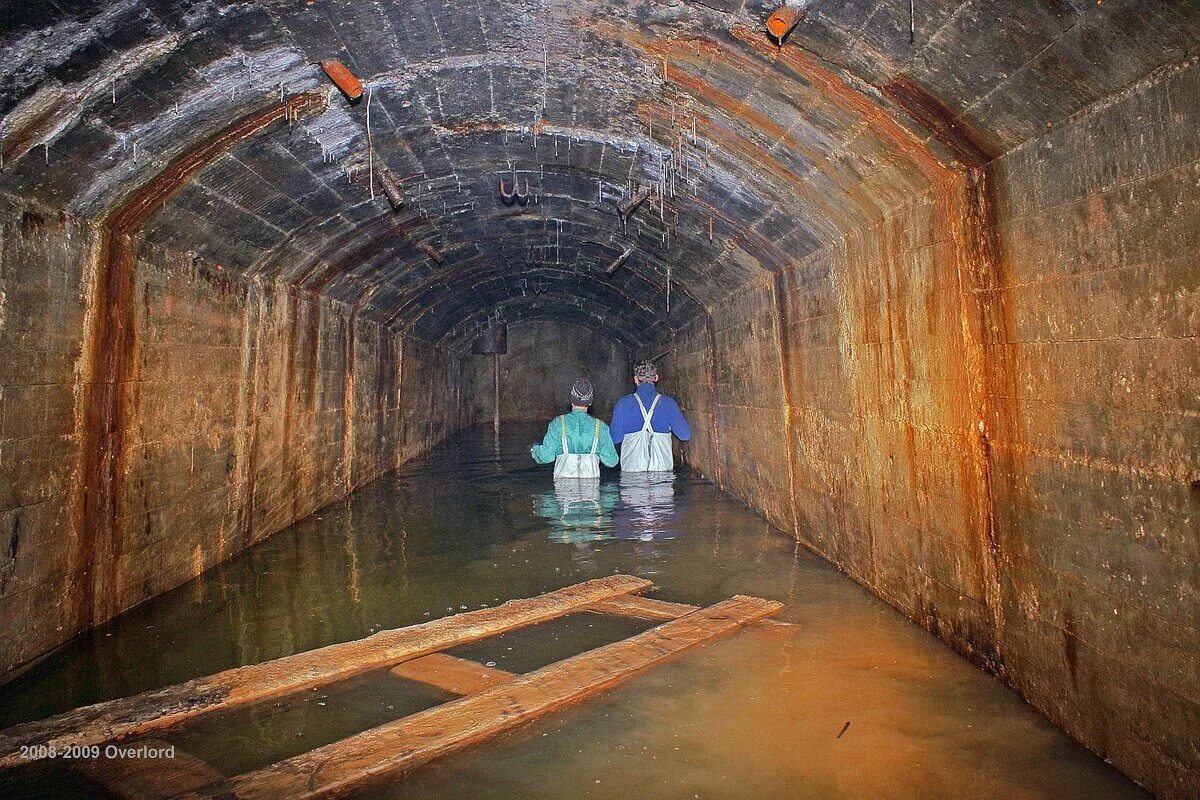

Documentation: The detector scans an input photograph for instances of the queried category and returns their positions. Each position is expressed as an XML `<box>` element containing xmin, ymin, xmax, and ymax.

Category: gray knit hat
<box><xmin>570</xmin><ymin>378</ymin><xmax>594</xmax><ymax>406</ymax></box>
<box><xmin>634</xmin><ymin>360</ymin><xmax>659</xmax><ymax>382</ymax></box>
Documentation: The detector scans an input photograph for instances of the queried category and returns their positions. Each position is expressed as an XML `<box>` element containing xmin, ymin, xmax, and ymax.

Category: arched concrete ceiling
<box><xmin>1</xmin><ymin>0</ymin><xmax>1196</xmax><ymax>349</ymax></box>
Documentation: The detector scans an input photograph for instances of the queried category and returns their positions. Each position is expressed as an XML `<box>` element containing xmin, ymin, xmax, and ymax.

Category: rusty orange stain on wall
<box><xmin>597</xmin><ymin>16</ymin><xmax>1020</xmax><ymax>668</ymax></box>
<box><xmin>75</xmin><ymin>91</ymin><xmax>327</xmax><ymax>628</ymax></box>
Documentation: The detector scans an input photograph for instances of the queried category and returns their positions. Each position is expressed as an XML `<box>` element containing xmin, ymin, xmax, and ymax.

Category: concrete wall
<box><xmin>0</xmin><ymin>193</ymin><xmax>469</xmax><ymax>680</ymax></box>
<box><xmin>987</xmin><ymin>56</ymin><xmax>1199</xmax><ymax>798</ymax></box>
<box><xmin>0</xmin><ymin>198</ymin><xmax>93</xmax><ymax>681</ymax></box>
<box><xmin>658</xmin><ymin>59</ymin><xmax>1198</xmax><ymax>799</ymax></box>
<box><xmin>466</xmin><ymin>320</ymin><xmax>631</xmax><ymax>424</ymax></box>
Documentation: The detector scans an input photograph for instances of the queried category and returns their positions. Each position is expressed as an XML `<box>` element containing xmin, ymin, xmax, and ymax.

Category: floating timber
<box><xmin>0</xmin><ymin>578</ymin><xmax>786</xmax><ymax>799</ymax></box>
<box><xmin>75</xmin><ymin>739</ymin><xmax>223</xmax><ymax>800</ymax></box>
<box><xmin>590</xmin><ymin>592</ymin><xmax>796</xmax><ymax>633</ymax></box>
<box><xmin>0</xmin><ymin>575</ymin><xmax>651</xmax><ymax>768</ymax></box>
<box><xmin>185</xmin><ymin>595</ymin><xmax>782</xmax><ymax>799</ymax></box>
<box><xmin>389</xmin><ymin>653</ymin><xmax>516</xmax><ymax>696</ymax></box>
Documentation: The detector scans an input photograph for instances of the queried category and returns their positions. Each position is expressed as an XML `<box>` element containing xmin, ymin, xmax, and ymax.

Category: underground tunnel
<box><xmin>0</xmin><ymin>0</ymin><xmax>1197</xmax><ymax>797</ymax></box>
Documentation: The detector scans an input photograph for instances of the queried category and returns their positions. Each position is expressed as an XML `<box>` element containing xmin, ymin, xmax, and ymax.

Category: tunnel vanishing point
<box><xmin>0</xmin><ymin>1</ymin><xmax>1197</xmax><ymax>798</ymax></box>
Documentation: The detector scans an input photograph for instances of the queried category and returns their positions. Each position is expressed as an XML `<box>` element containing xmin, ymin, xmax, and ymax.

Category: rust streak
<box><xmin>342</xmin><ymin>310</ymin><xmax>357</xmax><ymax>492</ymax></box>
<box><xmin>882</xmin><ymin>76</ymin><xmax>998</xmax><ymax>169</ymax></box>
<box><xmin>705</xmin><ymin>315</ymin><xmax>723</xmax><ymax>488</ymax></box>
<box><xmin>603</xmin><ymin>18</ymin><xmax>1017</xmax><ymax>666</ymax></box>
<box><xmin>76</xmin><ymin>91</ymin><xmax>326</xmax><ymax>629</ymax></box>
<box><xmin>772</xmin><ymin>271</ymin><xmax>800</xmax><ymax>536</ymax></box>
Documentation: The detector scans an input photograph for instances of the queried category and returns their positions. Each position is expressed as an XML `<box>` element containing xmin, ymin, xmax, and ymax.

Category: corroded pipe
<box><xmin>766</xmin><ymin>4</ymin><xmax>806</xmax><ymax>43</ymax></box>
<box><xmin>492</xmin><ymin>353</ymin><xmax>501</xmax><ymax>436</ymax></box>
<box><xmin>419</xmin><ymin>242</ymin><xmax>443</xmax><ymax>266</ymax></box>
<box><xmin>604</xmin><ymin>247</ymin><xmax>634</xmax><ymax>276</ymax></box>
<box><xmin>377</xmin><ymin>169</ymin><xmax>405</xmax><ymax>210</ymax></box>
<box><xmin>320</xmin><ymin>59</ymin><xmax>364</xmax><ymax>101</ymax></box>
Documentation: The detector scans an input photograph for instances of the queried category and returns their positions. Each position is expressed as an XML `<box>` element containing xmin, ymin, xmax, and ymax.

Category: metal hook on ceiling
<box><xmin>499</xmin><ymin>174</ymin><xmax>531</xmax><ymax>206</ymax></box>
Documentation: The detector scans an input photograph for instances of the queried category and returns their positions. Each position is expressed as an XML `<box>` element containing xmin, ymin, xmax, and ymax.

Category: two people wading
<box><xmin>530</xmin><ymin>361</ymin><xmax>691</xmax><ymax>479</ymax></box>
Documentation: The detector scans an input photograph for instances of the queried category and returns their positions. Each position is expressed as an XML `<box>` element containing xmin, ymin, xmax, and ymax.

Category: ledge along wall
<box><xmin>656</xmin><ymin>57</ymin><xmax>1199</xmax><ymax>800</ymax></box>
<box><xmin>465</xmin><ymin>320</ymin><xmax>631</xmax><ymax>424</ymax></box>
<box><xmin>0</xmin><ymin>190</ymin><xmax>470</xmax><ymax>682</ymax></box>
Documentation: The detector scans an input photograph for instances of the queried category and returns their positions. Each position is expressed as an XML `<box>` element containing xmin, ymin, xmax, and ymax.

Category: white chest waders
<box><xmin>620</xmin><ymin>394</ymin><xmax>674</xmax><ymax>472</ymax></box>
<box><xmin>553</xmin><ymin>416</ymin><xmax>602</xmax><ymax>480</ymax></box>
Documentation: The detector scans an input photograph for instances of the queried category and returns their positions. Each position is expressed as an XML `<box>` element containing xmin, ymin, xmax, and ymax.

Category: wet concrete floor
<box><xmin>0</xmin><ymin>425</ymin><xmax>1151</xmax><ymax>799</ymax></box>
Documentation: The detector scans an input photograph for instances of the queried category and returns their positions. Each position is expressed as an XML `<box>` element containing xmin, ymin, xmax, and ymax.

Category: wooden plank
<box><xmin>589</xmin><ymin>594</ymin><xmax>700</xmax><ymax>621</ymax></box>
<box><xmin>74</xmin><ymin>739</ymin><xmax>223</xmax><ymax>800</ymax></box>
<box><xmin>590</xmin><ymin>594</ymin><xmax>797</xmax><ymax>634</ymax></box>
<box><xmin>0</xmin><ymin>576</ymin><xmax>652</xmax><ymax>769</ymax></box>
<box><xmin>190</xmin><ymin>595</ymin><xmax>784</xmax><ymax>800</ymax></box>
<box><xmin>389</xmin><ymin>654</ymin><xmax>515</xmax><ymax>696</ymax></box>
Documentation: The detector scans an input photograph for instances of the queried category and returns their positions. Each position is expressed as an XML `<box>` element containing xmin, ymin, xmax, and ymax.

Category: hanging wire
<box><xmin>366</xmin><ymin>87</ymin><xmax>375</xmax><ymax>199</ymax></box>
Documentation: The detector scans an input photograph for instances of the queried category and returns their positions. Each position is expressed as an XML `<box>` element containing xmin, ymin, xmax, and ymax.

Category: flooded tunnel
<box><xmin>0</xmin><ymin>1</ymin><xmax>1196</xmax><ymax>798</ymax></box>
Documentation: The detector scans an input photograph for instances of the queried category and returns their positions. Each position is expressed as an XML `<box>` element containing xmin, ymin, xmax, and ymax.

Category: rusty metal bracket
<box><xmin>603</xmin><ymin>246</ymin><xmax>634</xmax><ymax>276</ymax></box>
<box><xmin>615</xmin><ymin>186</ymin><xmax>651</xmax><ymax>232</ymax></box>
<box><xmin>419</xmin><ymin>242</ymin><xmax>443</xmax><ymax>266</ymax></box>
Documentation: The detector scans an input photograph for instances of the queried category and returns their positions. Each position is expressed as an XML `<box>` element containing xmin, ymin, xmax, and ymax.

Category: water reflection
<box><xmin>532</xmin><ymin>471</ymin><xmax>687</xmax><ymax>547</ymax></box>
<box><xmin>613</xmin><ymin>472</ymin><xmax>684</xmax><ymax>542</ymax></box>
<box><xmin>533</xmin><ymin>479</ymin><xmax>619</xmax><ymax>543</ymax></box>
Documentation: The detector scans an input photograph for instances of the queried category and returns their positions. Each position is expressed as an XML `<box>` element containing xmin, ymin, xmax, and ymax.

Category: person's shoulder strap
<box><xmin>634</xmin><ymin>392</ymin><xmax>652</xmax><ymax>424</ymax></box>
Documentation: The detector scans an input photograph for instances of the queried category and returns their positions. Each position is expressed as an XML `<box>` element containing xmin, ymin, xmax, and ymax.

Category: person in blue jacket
<box><xmin>609</xmin><ymin>360</ymin><xmax>691</xmax><ymax>472</ymax></box>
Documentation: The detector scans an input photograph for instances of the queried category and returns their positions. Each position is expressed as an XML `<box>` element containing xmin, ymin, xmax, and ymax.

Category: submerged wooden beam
<box><xmin>589</xmin><ymin>594</ymin><xmax>700</xmax><ymax>621</ymax></box>
<box><xmin>590</xmin><ymin>594</ymin><xmax>797</xmax><ymax>634</ymax></box>
<box><xmin>74</xmin><ymin>739</ymin><xmax>222</xmax><ymax>800</ymax></box>
<box><xmin>0</xmin><ymin>576</ymin><xmax>652</xmax><ymax>769</ymax></box>
<box><xmin>192</xmin><ymin>595</ymin><xmax>783</xmax><ymax>800</ymax></box>
<box><xmin>390</xmin><ymin>654</ymin><xmax>515</xmax><ymax>696</ymax></box>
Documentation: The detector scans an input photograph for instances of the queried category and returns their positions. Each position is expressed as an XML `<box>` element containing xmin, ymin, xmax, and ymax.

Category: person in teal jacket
<box><xmin>531</xmin><ymin>378</ymin><xmax>619</xmax><ymax>479</ymax></box>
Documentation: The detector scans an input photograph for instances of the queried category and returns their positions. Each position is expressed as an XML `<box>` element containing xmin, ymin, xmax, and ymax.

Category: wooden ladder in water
<box><xmin>0</xmin><ymin>576</ymin><xmax>788</xmax><ymax>800</ymax></box>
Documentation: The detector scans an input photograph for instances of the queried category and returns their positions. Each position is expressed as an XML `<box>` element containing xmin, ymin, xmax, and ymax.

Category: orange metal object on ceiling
<box><xmin>766</xmin><ymin>5</ymin><xmax>806</xmax><ymax>42</ymax></box>
<box><xmin>320</xmin><ymin>59</ymin><xmax>364</xmax><ymax>101</ymax></box>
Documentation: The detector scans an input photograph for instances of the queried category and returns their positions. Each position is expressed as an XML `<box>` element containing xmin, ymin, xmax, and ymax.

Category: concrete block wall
<box><xmin>396</xmin><ymin>334</ymin><xmax>471</xmax><ymax>467</ymax></box>
<box><xmin>663</xmin><ymin>188</ymin><xmax>997</xmax><ymax>663</ymax></box>
<box><xmin>0</xmin><ymin>197</ymin><xmax>94</xmax><ymax>680</ymax></box>
<box><xmin>0</xmin><ymin>193</ymin><xmax>469</xmax><ymax>681</ymax></box>
<box><xmin>658</xmin><ymin>58</ymin><xmax>1198</xmax><ymax>800</ymax></box>
<box><xmin>465</xmin><ymin>320</ymin><xmax>631</xmax><ymax>424</ymax></box>
<box><xmin>987</xmin><ymin>56</ymin><xmax>1200</xmax><ymax>798</ymax></box>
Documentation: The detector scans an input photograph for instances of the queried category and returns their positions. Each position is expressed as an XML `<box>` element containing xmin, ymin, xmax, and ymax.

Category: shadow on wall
<box><xmin>467</xmin><ymin>321</ymin><xmax>632</xmax><ymax>423</ymax></box>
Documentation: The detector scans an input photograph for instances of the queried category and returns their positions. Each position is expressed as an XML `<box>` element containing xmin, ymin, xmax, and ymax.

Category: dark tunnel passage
<box><xmin>0</xmin><ymin>1</ymin><xmax>1197</xmax><ymax>798</ymax></box>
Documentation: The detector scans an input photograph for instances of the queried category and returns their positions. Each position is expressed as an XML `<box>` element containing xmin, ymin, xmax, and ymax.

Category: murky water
<box><xmin>0</xmin><ymin>425</ymin><xmax>1149</xmax><ymax>799</ymax></box>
